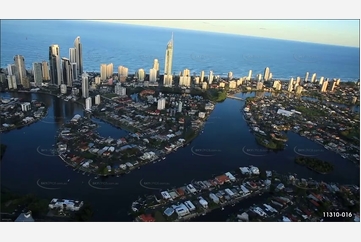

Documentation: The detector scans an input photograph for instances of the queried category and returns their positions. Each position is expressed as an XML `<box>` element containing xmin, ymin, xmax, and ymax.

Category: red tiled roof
<box><xmin>139</xmin><ymin>214</ymin><xmax>155</xmax><ymax>222</ymax></box>
<box><xmin>215</xmin><ymin>175</ymin><xmax>230</xmax><ymax>183</ymax></box>
<box><xmin>176</xmin><ymin>188</ymin><xmax>185</xmax><ymax>196</ymax></box>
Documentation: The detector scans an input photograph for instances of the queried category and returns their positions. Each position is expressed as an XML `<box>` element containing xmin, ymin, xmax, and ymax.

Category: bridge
<box><xmin>227</xmin><ymin>95</ymin><xmax>244</xmax><ymax>101</ymax></box>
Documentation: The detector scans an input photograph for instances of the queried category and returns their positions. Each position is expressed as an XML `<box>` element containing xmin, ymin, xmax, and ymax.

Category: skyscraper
<box><xmin>200</xmin><ymin>71</ymin><xmax>205</xmax><ymax>83</ymax></box>
<box><xmin>163</xmin><ymin>33</ymin><xmax>174</xmax><ymax>86</ymax></box>
<box><xmin>136</xmin><ymin>69</ymin><xmax>145</xmax><ymax>81</ymax></box>
<box><xmin>42</xmin><ymin>61</ymin><xmax>50</xmax><ymax>81</ymax></box>
<box><xmin>69</xmin><ymin>48</ymin><xmax>76</xmax><ymax>63</ymax></box>
<box><xmin>208</xmin><ymin>71</ymin><xmax>214</xmax><ymax>84</ymax></box>
<box><xmin>321</xmin><ymin>81</ymin><xmax>328</xmax><ymax>92</ymax></box>
<box><xmin>82</xmin><ymin>73</ymin><xmax>89</xmax><ymax>98</ymax></box>
<box><xmin>149</xmin><ymin>68</ymin><xmax>157</xmax><ymax>82</ymax></box>
<box><xmin>61</xmin><ymin>58</ymin><xmax>73</xmax><ymax>87</ymax></box>
<box><xmin>7</xmin><ymin>64</ymin><xmax>16</xmax><ymax>76</ymax></box>
<box><xmin>49</xmin><ymin>45</ymin><xmax>62</xmax><ymax>86</ymax></box>
<box><xmin>74</xmin><ymin>36</ymin><xmax>83</xmax><ymax>75</ymax></box>
<box><xmin>100</xmin><ymin>64</ymin><xmax>107</xmax><ymax>81</ymax></box>
<box><xmin>228</xmin><ymin>72</ymin><xmax>233</xmax><ymax>80</ymax></box>
<box><xmin>71</xmin><ymin>63</ymin><xmax>78</xmax><ymax>81</ymax></box>
<box><xmin>14</xmin><ymin>55</ymin><xmax>28</xmax><ymax>87</ymax></box>
<box><xmin>263</xmin><ymin>67</ymin><xmax>270</xmax><ymax>81</ymax></box>
<box><xmin>247</xmin><ymin>70</ymin><xmax>252</xmax><ymax>81</ymax></box>
<box><xmin>106</xmin><ymin>63</ymin><xmax>113</xmax><ymax>78</ymax></box>
<box><xmin>311</xmin><ymin>73</ymin><xmax>317</xmax><ymax>83</ymax></box>
<box><xmin>32</xmin><ymin>62</ymin><xmax>43</xmax><ymax>87</ymax></box>
<box><xmin>305</xmin><ymin>72</ymin><xmax>309</xmax><ymax>82</ymax></box>
<box><xmin>153</xmin><ymin>59</ymin><xmax>159</xmax><ymax>77</ymax></box>
<box><xmin>164</xmin><ymin>33</ymin><xmax>173</xmax><ymax>76</ymax></box>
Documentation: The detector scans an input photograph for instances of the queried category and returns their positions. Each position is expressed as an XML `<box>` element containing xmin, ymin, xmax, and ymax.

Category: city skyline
<box><xmin>91</xmin><ymin>20</ymin><xmax>360</xmax><ymax>48</ymax></box>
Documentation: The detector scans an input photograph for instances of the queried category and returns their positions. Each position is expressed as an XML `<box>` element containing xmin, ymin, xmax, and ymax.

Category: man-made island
<box><xmin>0</xmin><ymin>97</ymin><xmax>47</xmax><ymax>133</ymax></box>
<box><xmin>55</xmin><ymin>91</ymin><xmax>215</xmax><ymax>176</ymax></box>
<box><xmin>243</xmin><ymin>82</ymin><xmax>359</xmax><ymax>164</ymax></box>
<box><xmin>294</xmin><ymin>156</ymin><xmax>334</xmax><ymax>174</ymax></box>
<box><xmin>131</xmin><ymin>167</ymin><xmax>359</xmax><ymax>222</ymax></box>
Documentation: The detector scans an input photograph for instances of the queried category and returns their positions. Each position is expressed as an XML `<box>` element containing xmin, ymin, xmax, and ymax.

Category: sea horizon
<box><xmin>1</xmin><ymin>20</ymin><xmax>360</xmax><ymax>81</ymax></box>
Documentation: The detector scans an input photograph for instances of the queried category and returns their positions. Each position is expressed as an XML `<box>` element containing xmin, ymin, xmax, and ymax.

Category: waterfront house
<box><xmin>199</xmin><ymin>197</ymin><xmax>208</xmax><ymax>209</ymax></box>
<box><xmin>225</xmin><ymin>172</ymin><xmax>236</xmax><ymax>182</ymax></box>
<box><xmin>239</xmin><ymin>167</ymin><xmax>250</xmax><ymax>175</ymax></box>
<box><xmin>161</xmin><ymin>191</ymin><xmax>172</xmax><ymax>200</ymax></box>
<box><xmin>209</xmin><ymin>193</ymin><xmax>220</xmax><ymax>204</ymax></box>
<box><xmin>184</xmin><ymin>201</ymin><xmax>196</xmax><ymax>211</ymax></box>
<box><xmin>215</xmin><ymin>175</ymin><xmax>230</xmax><ymax>185</ymax></box>
<box><xmin>173</xmin><ymin>203</ymin><xmax>190</xmax><ymax>217</ymax></box>
<box><xmin>186</xmin><ymin>184</ymin><xmax>197</xmax><ymax>194</ymax></box>
<box><xmin>176</xmin><ymin>188</ymin><xmax>185</xmax><ymax>196</ymax></box>
<box><xmin>225</xmin><ymin>188</ymin><xmax>235</xmax><ymax>197</ymax></box>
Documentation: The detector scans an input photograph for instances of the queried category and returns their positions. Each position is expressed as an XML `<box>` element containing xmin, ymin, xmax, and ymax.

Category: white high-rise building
<box><xmin>136</xmin><ymin>69</ymin><xmax>145</xmax><ymax>81</ymax></box>
<box><xmin>228</xmin><ymin>72</ymin><xmax>233</xmax><ymax>80</ymax></box>
<box><xmin>164</xmin><ymin>33</ymin><xmax>173</xmax><ymax>76</ymax></box>
<box><xmin>7</xmin><ymin>75</ymin><xmax>17</xmax><ymax>89</ymax></box>
<box><xmin>311</xmin><ymin>73</ymin><xmax>317</xmax><ymax>83</ymax></box>
<box><xmin>319</xmin><ymin>76</ymin><xmax>325</xmax><ymax>85</ymax></box>
<box><xmin>149</xmin><ymin>68</ymin><xmax>157</xmax><ymax>82</ymax></box>
<box><xmin>153</xmin><ymin>59</ymin><xmax>159</xmax><ymax>76</ymax></box>
<box><xmin>95</xmin><ymin>95</ymin><xmax>101</xmax><ymax>105</ymax></box>
<box><xmin>247</xmin><ymin>70</ymin><xmax>252</xmax><ymax>81</ymax></box>
<box><xmin>157</xmin><ymin>98</ymin><xmax>166</xmax><ymax>110</ymax></box>
<box><xmin>264</xmin><ymin>67</ymin><xmax>270</xmax><ymax>81</ymax></box>
<box><xmin>82</xmin><ymin>73</ymin><xmax>89</xmax><ymax>98</ymax></box>
<box><xmin>208</xmin><ymin>71</ymin><xmax>214</xmax><ymax>84</ymax></box>
<box><xmin>32</xmin><ymin>62</ymin><xmax>43</xmax><ymax>87</ymax></box>
<box><xmin>74</xmin><ymin>36</ymin><xmax>83</xmax><ymax>75</ymax></box>
<box><xmin>179</xmin><ymin>69</ymin><xmax>191</xmax><ymax>87</ymax></box>
<box><xmin>229</xmin><ymin>80</ymin><xmax>237</xmax><ymax>89</ymax></box>
<box><xmin>200</xmin><ymin>71</ymin><xmax>205</xmax><ymax>83</ymax></box>
<box><xmin>69</xmin><ymin>48</ymin><xmax>76</xmax><ymax>63</ymax></box>
<box><xmin>7</xmin><ymin>64</ymin><xmax>16</xmax><ymax>76</ymax></box>
<box><xmin>305</xmin><ymin>72</ymin><xmax>309</xmax><ymax>82</ymax></box>
<box><xmin>288</xmin><ymin>78</ymin><xmax>293</xmax><ymax>92</ymax></box>
<box><xmin>85</xmin><ymin>97</ymin><xmax>92</xmax><ymax>110</ymax></box>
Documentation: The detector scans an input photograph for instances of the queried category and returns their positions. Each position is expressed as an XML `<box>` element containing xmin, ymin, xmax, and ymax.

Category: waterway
<box><xmin>0</xmin><ymin>91</ymin><xmax>359</xmax><ymax>221</ymax></box>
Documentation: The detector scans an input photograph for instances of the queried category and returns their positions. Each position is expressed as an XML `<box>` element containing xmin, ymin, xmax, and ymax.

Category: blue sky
<box><xmin>93</xmin><ymin>20</ymin><xmax>360</xmax><ymax>48</ymax></box>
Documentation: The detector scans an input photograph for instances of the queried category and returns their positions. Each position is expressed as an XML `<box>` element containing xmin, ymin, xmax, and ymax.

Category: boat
<box><xmin>94</xmin><ymin>177</ymin><xmax>98</xmax><ymax>179</ymax></box>
<box><xmin>221</xmin><ymin>207</ymin><xmax>225</xmax><ymax>211</ymax></box>
<box><xmin>162</xmin><ymin>157</ymin><xmax>166</xmax><ymax>160</ymax></box>
<box><xmin>67</xmin><ymin>179</ymin><xmax>70</xmax><ymax>182</ymax></box>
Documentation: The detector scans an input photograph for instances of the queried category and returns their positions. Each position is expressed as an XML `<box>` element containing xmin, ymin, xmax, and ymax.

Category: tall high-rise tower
<box><xmin>164</xmin><ymin>33</ymin><xmax>173</xmax><ymax>76</ymax></box>
<box><xmin>163</xmin><ymin>33</ymin><xmax>174</xmax><ymax>86</ymax></box>
<box><xmin>32</xmin><ymin>62</ymin><xmax>43</xmax><ymax>87</ymax></box>
<box><xmin>14</xmin><ymin>55</ymin><xmax>28</xmax><ymax>87</ymax></box>
<box><xmin>82</xmin><ymin>73</ymin><xmax>89</xmax><ymax>98</ymax></box>
<box><xmin>74</xmin><ymin>36</ymin><xmax>83</xmax><ymax>75</ymax></box>
<box><xmin>49</xmin><ymin>45</ymin><xmax>62</xmax><ymax>86</ymax></box>
<box><xmin>42</xmin><ymin>61</ymin><xmax>50</xmax><ymax>81</ymax></box>
<box><xmin>153</xmin><ymin>59</ymin><xmax>159</xmax><ymax>77</ymax></box>
<box><xmin>61</xmin><ymin>58</ymin><xmax>73</xmax><ymax>87</ymax></box>
<box><xmin>264</xmin><ymin>67</ymin><xmax>270</xmax><ymax>81</ymax></box>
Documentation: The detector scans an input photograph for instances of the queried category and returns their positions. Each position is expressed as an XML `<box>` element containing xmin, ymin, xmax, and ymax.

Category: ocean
<box><xmin>1</xmin><ymin>20</ymin><xmax>360</xmax><ymax>81</ymax></box>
